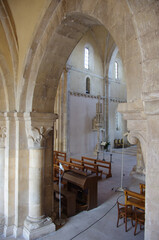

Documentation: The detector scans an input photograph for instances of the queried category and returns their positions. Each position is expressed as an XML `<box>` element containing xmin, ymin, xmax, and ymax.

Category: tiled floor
<box><xmin>0</xmin><ymin>146</ymin><xmax>145</xmax><ymax>240</ymax></box>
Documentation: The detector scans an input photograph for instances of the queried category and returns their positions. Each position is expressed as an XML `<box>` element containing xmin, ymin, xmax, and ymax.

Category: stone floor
<box><xmin>0</xmin><ymin>146</ymin><xmax>145</xmax><ymax>240</ymax></box>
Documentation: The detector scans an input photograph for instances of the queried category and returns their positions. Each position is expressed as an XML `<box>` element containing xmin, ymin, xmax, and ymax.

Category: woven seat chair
<box><xmin>117</xmin><ymin>200</ymin><xmax>134</xmax><ymax>232</ymax></box>
<box><xmin>134</xmin><ymin>207</ymin><xmax>145</xmax><ymax>235</ymax></box>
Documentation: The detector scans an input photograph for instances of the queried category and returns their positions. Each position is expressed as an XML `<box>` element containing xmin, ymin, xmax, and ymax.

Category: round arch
<box><xmin>19</xmin><ymin>0</ymin><xmax>144</xmax><ymax>113</ymax></box>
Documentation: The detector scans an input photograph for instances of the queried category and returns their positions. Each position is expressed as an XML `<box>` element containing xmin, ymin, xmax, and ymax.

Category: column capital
<box><xmin>24</xmin><ymin>112</ymin><xmax>58</xmax><ymax>149</ymax></box>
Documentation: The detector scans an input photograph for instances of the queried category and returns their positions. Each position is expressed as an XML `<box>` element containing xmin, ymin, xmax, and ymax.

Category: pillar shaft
<box><xmin>0</xmin><ymin>147</ymin><xmax>5</xmax><ymax>233</ymax></box>
<box><xmin>28</xmin><ymin>148</ymin><xmax>44</xmax><ymax>220</ymax></box>
<box><xmin>23</xmin><ymin>112</ymin><xmax>57</xmax><ymax>240</ymax></box>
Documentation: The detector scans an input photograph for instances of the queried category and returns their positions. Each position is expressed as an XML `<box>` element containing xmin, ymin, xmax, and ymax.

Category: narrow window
<box><xmin>86</xmin><ymin>77</ymin><xmax>90</xmax><ymax>94</ymax></box>
<box><xmin>115</xmin><ymin>111</ymin><xmax>120</xmax><ymax>131</ymax></box>
<box><xmin>84</xmin><ymin>47</ymin><xmax>89</xmax><ymax>69</ymax></box>
<box><xmin>115</xmin><ymin>61</ymin><xmax>118</xmax><ymax>79</ymax></box>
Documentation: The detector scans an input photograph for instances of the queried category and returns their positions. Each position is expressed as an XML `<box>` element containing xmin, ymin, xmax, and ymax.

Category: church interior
<box><xmin>0</xmin><ymin>0</ymin><xmax>159</xmax><ymax>239</ymax></box>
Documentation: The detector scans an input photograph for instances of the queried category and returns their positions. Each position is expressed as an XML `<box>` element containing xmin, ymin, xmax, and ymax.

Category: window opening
<box><xmin>115</xmin><ymin>61</ymin><xmax>118</xmax><ymax>79</ymax></box>
<box><xmin>86</xmin><ymin>77</ymin><xmax>90</xmax><ymax>94</ymax></box>
<box><xmin>84</xmin><ymin>47</ymin><xmax>89</xmax><ymax>69</ymax></box>
<box><xmin>115</xmin><ymin>111</ymin><xmax>120</xmax><ymax>131</ymax></box>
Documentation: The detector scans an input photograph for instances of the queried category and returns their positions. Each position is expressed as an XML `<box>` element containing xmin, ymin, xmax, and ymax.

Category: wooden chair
<box><xmin>134</xmin><ymin>208</ymin><xmax>145</xmax><ymax>235</ymax></box>
<box><xmin>117</xmin><ymin>201</ymin><xmax>134</xmax><ymax>232</ymax></box>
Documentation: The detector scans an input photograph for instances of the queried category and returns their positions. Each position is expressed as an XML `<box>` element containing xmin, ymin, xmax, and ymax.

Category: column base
<box><xmin>0</xmin><ymin>216</ymin><xmax>4</xmax><ymax>234</ymax></box>
<box><xmin>3</xmin><ymin>225</ymin><xmax>14</xmax><ymax>237</ymax></box>
<box><xmin>13</xmin><ymin>225</ymin><xmax>23</xmax><ymax>238</ymax></box>
<box><xmin>130</xmin><ymin>165</ymin><xmax>145</xmax><ymax>181</ymax></box>
<box><xmin>0</xmin><ymin>225</ymin><xmax>3</xmax><ymax>234</ymax></box>
<box><xmin>23</xmin><ymin>216</ymin><xmax>55</xmax><ymax>240</ymax></box>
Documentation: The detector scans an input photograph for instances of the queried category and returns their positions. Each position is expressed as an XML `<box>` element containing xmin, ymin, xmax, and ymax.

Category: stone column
<box><xmin>23</xmin><ymin>112</ymin><xmax>57</xmax><ymax>240</ymax></box>
<box><xmin>63</xmin><ymin>68</ymin><xmax>68</xmax><ymax>152</ymax></box>
<box><xmin>0</xmin><ymin>125</ymin><xmax>6</xmax><ymax>233</ymax></box>
<box><xmin>3</xmin><ymin>112</ymin><xmax>16</xmax><ymax>237</ymax></box>
<box><xmin>143</xmin><ymin>96</ymin><xmax>159</xmax><ymax>240</ymax></box>
<box><xmin>66</xmin><ymin>66</ymin><xmax>71</xmax><ymax>161</ymax></box>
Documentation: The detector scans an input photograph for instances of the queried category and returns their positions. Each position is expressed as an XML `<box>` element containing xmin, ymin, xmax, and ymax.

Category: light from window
<box><xmin>115</xmin><ymin>61</ymin><xmax>118</xmax><ymax>79</ymax></box>
<box><xmin>84</xmin><ymin>47</ymin><xmax>89</xmax><ymax>69</ymax></box>
<box><xmin>115</xmin><ymin>111</ymin><xmax>120</xmax><ymax>131</ymax></box>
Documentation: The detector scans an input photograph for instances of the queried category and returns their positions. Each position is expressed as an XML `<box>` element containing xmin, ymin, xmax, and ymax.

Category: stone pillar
<box><xmin>143</xmin><ymin>97</ymin><xmax>159</xmax><ymax>240</ymax></box>
<box><xmin>63</xmin><ymin>68</ymin><xmax>68</xmax><ymax>152</ymax></box>
<box><xmin>66</xmin><ymin>66</ymin><xmax>71</xmax><ymax>161</ymax></box>
<box><xmin>3</xmin><ymin>112</ymin><xmax>16</xmax><ymax>237</ymax></box>
<box><xmin>23</xmin><ymin>112</ymin><xmax>57</xmax><ymax>240</ymax></box>
<box><xmin>0</xmin><ymin>125</ymin><xmax>6</xmax><ymax>233</ymax></box>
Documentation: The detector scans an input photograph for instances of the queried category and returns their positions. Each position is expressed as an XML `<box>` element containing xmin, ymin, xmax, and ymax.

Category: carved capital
<box><xmin>27</xmin><ymin>126</ymin><xmax>52</xmax><ymax>148</ymax></box>
<box><xmin>24</xmin><ymin>112</ymin><xmax>58</xmax><ymax>149</ymax></box>
<box><xmin>0</xmin><ymin>127</ymin><xmax>6</xmax><ymax>148</ymax></box>
<box><xmin>126</xmin><ymin>130</ymin><xmax>147</xmax><ymax>167</ymax></box>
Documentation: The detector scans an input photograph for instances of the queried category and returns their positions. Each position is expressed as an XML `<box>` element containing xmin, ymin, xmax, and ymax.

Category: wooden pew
<box><xmin>70</xmin><ymin>158</ymin><xmax>98</xmax><ymax>176</ymax></box>
<box><xmin>140</xmin><ymin>183</ymin><xmax>145</xmax><ymax>195</ymax></box>
<box><xmin>70</xmin><ymin>158</ymin><xmax>84</xmax><ymax>170</ymax></box>
<box><xmin>96</xmin><ymin>159</ymin><xmax>112</xmax><ymax>178</ymax></box>
<box><xmin>53</xmin><ymin>151</ymin><xmax>66</xmax><ymax>164</ymax></box>
<box><xmin>124</xmin><ymin>190</ymin><xmax>145</xmax><ymax>210</ymax></box>
<box><xmin>54</xmin><ymin>158</ymin><xmax>98</xmax><ymax>182</ymax></box>
<box><xmin>81</xmin><ymin>156</ymin><xmax>112</xmax><ymax>178</ymax></box>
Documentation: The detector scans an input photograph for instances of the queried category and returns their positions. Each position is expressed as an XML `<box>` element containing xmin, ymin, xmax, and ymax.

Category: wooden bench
<box><xmin>70</xmin><ymin>158</ymin><xmax>84</xmax><ymax>170</ymax></box>
<box><xmin>140</xmin><ymin>183</ymin><xmax>145</xmax><ymax>195</ymax></box>
<box><xmin>54</xmin><ymin>183</ymin><xmax>76</xmax><ymax>217</ymax></box>
<box><xmin>124</xmin><ymin>190</ymin><xmax>145</xmax><ymax>210</ymax></box>
<box><xmin>70</xmin><ymin>158</ymin><xmax>98</xmax><ymax>177</ymax></box>
<box><xmin>81</xmin><ymin>156</ymin><xmax>112</xmax><ymax>178</ymax></box>
<box><xmin>53</xmin><ymin>151</ymin><xmax>66</xmax><ymax>164</ymax></box>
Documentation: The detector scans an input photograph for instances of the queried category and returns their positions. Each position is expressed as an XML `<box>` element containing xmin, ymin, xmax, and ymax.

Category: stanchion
<box><xmin>115</xmin><ymin>132</ymin><xmax>128</xmax><ymax>192</ymax></box>
<box><xmin>55</xmin><ymin>163</ymin><xmax>65</xmax><ymax>227</ymax></box>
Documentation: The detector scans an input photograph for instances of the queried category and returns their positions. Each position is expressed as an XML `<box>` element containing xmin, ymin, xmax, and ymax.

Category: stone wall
<box><xmin>1</xmin><ymin>0</ymin><xmax>159</xmax><ymax>239</ymax></box>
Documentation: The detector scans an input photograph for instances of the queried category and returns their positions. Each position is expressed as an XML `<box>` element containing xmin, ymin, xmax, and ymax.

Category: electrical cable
<box><xmin>70</xmin><ymin>193</ymin><xmax>124</xmax><ymax>240</ymax></box>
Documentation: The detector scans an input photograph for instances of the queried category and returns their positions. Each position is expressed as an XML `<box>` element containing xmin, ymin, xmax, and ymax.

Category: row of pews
<box><xmin>53</xmin><ymin>151</ymin><xmax>112</xmax><ymax>181</ymax></box>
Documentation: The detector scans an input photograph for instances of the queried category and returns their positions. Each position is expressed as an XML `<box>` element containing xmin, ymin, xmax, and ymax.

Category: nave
<box><xmin>1</xmin><ymin>147</ymin><xmax>144</xmax><ymax>240</ymax></box>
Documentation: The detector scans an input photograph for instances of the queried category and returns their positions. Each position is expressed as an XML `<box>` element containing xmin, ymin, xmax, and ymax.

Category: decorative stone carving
<box><xmin>0</xmin><ymin>127</ymin><xmax>6</xmax><ymax>148</ymax></box>
<box><xmin>126</xmin><ymin>130</ymin><xmax>146</xmax><ymax>176</ymax></box>
<box><xmin>28</xmin><ymin>126</ymin><xmax>53</xmax><ymax>148</ymax></box>
<box><xmin>24</xmin><ymin>112</ymin><xmax>58</xmax><ymax>149</ymax></box>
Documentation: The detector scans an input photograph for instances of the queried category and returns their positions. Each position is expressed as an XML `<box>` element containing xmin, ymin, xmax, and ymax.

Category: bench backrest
<box><xmin>140</xmin><ymin>183</ymin><xmax>145</xmax><ymax>195</ymax></box>
<box><xmin>53</xmin><ymin>151</ymin><xmax>66</xmax><ymax>163</ymax></box>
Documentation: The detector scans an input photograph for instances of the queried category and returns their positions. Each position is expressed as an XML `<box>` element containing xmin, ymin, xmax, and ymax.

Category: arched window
<box><xmin>86</xmin><ymin>77</ymin><xmax>90</xmax><ymax>94</ymax></box>
<box><xmin>115</xmin><ymin>111</ymin><xmax>120</xmax><ymax>131</ymax></box>
<box><xmin>115</xmin><ymin>61</ymin><xmax>118</xmax><ymax>80</ymax></box>
<box><xmin>84</xmin><ymin>47</ymin><xmax>89</xmax><ymax>69</ymax></box>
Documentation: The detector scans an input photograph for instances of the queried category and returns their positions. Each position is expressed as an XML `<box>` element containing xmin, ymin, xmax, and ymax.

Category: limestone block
<box><xmin>125</xmin><ymin>38</ymin><xmax>140</xmax><ymax>61</ymax></box>
<box><xmin>143</xmin><ymin>58</ymin><xmax>159</xmax><ymax>93</ymax></box>
<box><xmin>140</xmin><ymin>30</ymin><xmax>159</xmax><ymax>61</ymax></box>
<box><xmin>124</xmin><ymin>55</ymin><xmax>143</xmax><ymax>101</ymax></box>
<box><xmin>147</xmin><ymin>117</ymin><xmax>159</xmax><ymax>142</ymax></box>
<box><xmin>134</xmin><ymin>2</ymin><xmax>159</xmax><ymax>37</ymax></box>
